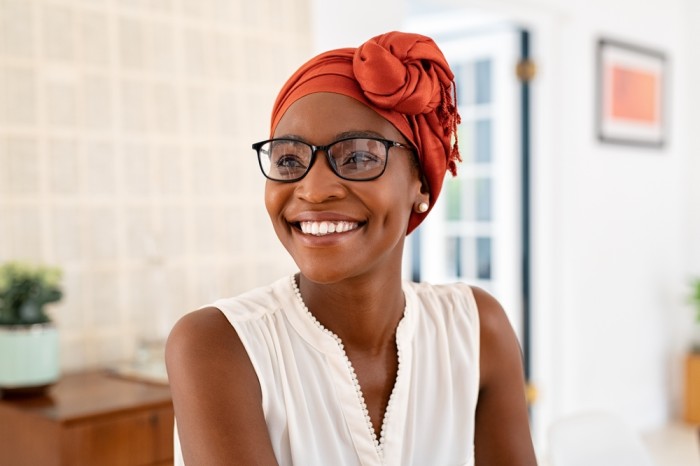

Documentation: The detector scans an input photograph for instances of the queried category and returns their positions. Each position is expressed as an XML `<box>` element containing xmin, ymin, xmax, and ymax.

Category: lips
<box><xmin>299</xmin><ymin>220</ymin><xmax>359</xmax><ymax>236</ymax></box>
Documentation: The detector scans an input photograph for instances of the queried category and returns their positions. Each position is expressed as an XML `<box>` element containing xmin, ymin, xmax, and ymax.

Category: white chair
<box><xmin>547</xmin><ymin>411</ymin><xmax>656</xmax><ymax>466</ymax></box>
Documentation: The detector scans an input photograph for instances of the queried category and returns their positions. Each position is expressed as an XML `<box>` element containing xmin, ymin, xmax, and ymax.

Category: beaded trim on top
<box><xmin>290</xmin><ymin>275</ymin><xmax>403</xmax><ymax>460</ymax></box>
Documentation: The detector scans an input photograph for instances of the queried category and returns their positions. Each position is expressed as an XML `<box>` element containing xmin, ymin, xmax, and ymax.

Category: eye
<box><xmin>340</xmin><ymin>151</ymin><xmax>381</xmax><ymax>169</ymax></box>
<box><xmin>268</xmin><ymin>141</ymin><xmax>310</xmax><ymax>177</ymax></box>
<box><xmin>274</xmin><ymin>153</ymin><xmax>307</xmax><ymax>169</ymax></box>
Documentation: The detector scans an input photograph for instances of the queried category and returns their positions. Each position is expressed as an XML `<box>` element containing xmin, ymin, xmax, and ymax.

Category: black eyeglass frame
<box><xmin>252</xmin><ymin>136</ymin><xmax>415</xmax><ymax>182</ymax></box>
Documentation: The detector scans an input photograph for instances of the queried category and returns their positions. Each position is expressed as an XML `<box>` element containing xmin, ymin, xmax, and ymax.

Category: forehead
<box><xmin>273</xmin><ymin>92</ymin><xmax>407</xmax><ymax>144</ymax></box>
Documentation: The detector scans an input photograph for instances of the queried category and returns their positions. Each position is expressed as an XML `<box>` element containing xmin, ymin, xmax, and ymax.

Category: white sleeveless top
<box><xmin>174</xmin><ymin>275</ymin><xmax>480</xmax><ymax>466</ymax></box>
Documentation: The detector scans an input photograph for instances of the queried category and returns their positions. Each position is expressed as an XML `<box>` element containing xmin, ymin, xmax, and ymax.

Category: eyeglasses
<box><xmin>252</xmin><ymin>137</ymin><xmax>414</xmax><ymax>182</ymax></box>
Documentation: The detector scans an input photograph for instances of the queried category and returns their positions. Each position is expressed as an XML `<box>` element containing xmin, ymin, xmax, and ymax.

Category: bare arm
<box><xmin>472</xmin><ymin>287</ymin><xmax>538</xmax><ymax>465</ymax></box>
<box><xmin>165</xmin><ymin>307</ymin><xmax>279</xmax><ymax>466</ymax></box>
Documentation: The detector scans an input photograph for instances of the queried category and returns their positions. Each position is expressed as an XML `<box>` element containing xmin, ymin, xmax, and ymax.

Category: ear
<box><xmin>419</xmin><ymin>172</ymin><xmax>430</xmax><ymax>195</ymax></box>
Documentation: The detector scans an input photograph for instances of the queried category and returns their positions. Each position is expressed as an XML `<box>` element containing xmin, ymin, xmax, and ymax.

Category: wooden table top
<box><xmin>0</xmin><ymin>370</ymin><xmax>172</xmax><ymax>424</ymax></box>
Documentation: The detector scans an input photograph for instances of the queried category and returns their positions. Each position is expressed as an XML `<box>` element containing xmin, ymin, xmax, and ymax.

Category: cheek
<box><xmin>392</xmin><ymin>169</ymin><xmax>423</xmax><ymax>206</ymax></box>
<box><xmin>264</xmin><ymin>183</ymin><xmax>286</xmax><ymax>221</ymax></box>
<box><xmin>377</xmin><ymin>175</ymin><xmax>421</xmax><ymax>224</ymax></box>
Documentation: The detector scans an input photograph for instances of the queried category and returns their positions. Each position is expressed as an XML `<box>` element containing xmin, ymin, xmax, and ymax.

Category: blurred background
<box><xmin>1</xmin><ymin>0</ymin><xmax>699</xmax><ymax>463</ymax></box>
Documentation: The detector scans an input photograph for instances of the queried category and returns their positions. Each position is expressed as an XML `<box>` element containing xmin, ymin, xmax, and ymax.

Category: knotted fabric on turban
<box><xmin>270</xmin><ymin>31</ymin><xmax>461</xmax><ymax>234</ymax></box>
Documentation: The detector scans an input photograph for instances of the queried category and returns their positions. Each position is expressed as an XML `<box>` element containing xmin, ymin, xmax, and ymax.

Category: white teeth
<box><xmin>300</xmin><ymin>221</ymin><xmax>359</xmax><ymax>236</ymax></box>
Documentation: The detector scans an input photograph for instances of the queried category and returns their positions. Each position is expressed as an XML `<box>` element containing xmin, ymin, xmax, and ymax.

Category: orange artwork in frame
<box><xmin>597</xmin><ymin>38</ymin><xmax>667</xmax><ymax>147</ymax></box>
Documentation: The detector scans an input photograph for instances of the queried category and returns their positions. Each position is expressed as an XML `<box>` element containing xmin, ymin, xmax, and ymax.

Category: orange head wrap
<box><xmin>270</xmin><ymin>31</ymin><xmax>461</xmax><ymax>234</ymax></box>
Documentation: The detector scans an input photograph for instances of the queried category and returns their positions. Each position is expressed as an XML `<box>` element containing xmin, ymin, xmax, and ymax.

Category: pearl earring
<box><xmin>416</xmin><ymin>202</ymin><xmax>429</xmax><ymax>213</ymax></box>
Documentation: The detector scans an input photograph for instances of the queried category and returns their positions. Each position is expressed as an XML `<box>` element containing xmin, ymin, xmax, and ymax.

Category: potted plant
<box><xmin>0</xmin><ymin>261</ymin><xmax>63</xmax><ymax>396</ymax></box>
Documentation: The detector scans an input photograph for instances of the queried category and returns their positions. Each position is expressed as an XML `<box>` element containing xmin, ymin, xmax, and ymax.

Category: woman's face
<box><xmin>265</xmin><ymin>92</ymin><xmax>426</xmax><ymax>284</ymax></box>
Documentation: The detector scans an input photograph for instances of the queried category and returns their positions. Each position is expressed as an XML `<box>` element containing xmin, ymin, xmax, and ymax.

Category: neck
<box><xmin>296</xmin><ymin>272</ymin><xmax>405</xmax><ymax>353</ymax></box>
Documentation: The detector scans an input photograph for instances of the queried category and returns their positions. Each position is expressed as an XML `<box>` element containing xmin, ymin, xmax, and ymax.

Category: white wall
<box><xmin>312</xmin><ymin>0</ymin><xmax>700</xmax><ymax>449</ymax></box>
<box><xmin>685</xmin><ymin>0</ymin><xmax>700</xmax><ymax>275</ymax></box>
<box><xmin>541</xmin><ymin>0</ymin><xmax>687</xmax><ymax>427</ymax></box>
<box><xmin>311</xmin><ymin>0</ymin><xmax>406</xmax><ymax>52</ymax></box>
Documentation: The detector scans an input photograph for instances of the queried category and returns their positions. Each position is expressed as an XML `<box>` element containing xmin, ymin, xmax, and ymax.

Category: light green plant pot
<box><xmin>0</xmin><ymin>323</ymin><xmax>60</xmax><ymax>396</ymax></box>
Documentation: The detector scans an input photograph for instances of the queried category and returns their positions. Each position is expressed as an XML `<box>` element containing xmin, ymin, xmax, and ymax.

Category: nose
<box><xmin>294</xmin><ymin>150</ymin><xmax>346</xmax><ymax>203</ymax></box>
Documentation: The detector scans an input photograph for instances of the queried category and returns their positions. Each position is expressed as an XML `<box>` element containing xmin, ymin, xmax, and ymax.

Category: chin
<box><xmin>295</xmin><ymin>264</ymin><xmax>350</xmax><ymax>285</ymax></box>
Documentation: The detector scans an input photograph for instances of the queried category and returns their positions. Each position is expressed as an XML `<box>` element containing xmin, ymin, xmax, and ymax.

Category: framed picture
<box><xmin>596</xmin><ymin>38</ymin><xmax>667</xmax><ymax>147</ymax></box>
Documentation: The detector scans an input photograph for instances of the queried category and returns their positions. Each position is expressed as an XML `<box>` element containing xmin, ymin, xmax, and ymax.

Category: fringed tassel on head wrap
<box><xmin>439</xmin><ymin>82</ymin><xmax>462</xmax><ymax>176</ymax></box>
<box><xmin>270</xmin><ymin>31</ymin><xmax>461</xmax><ymax>234</ymax></box>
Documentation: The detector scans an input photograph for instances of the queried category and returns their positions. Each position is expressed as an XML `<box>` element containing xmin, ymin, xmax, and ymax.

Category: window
<box><xmin>405</xmin><ymin>26</ymin><xmax>526</xmax><ymax>344</ymax></box>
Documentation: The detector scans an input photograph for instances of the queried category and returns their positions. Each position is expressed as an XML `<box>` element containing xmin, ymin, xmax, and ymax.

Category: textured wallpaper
<box><xmin>0</xmin><ymin>0</ymin><xmax>307</xmax><ymax>370</ymax></box>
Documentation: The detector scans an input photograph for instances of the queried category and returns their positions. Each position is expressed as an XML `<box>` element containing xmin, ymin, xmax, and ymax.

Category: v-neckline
<box><xmin>287</xmin><ymin>275</ymin><xmax>417</xmax><ymax>464</ymax></box>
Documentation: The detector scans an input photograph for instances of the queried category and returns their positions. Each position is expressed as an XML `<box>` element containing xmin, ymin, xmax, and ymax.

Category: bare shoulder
<box><xmin>166</xmin><ymin>306</ymin><xmax>256</xmax><ymax>390</ymax></box>
<box><xmin>165</xmin><ymin>307</ymin><xmax>278</xmax><ymax>465</ymax></box>
<box><xmin>470</xmin><ymin>286</ymin><xmax>513</xmax><ymax>338</ymax></box>
<box><xmin>470</xmin><ymin>286</ymin><xmax>537</xmax><ymax>465</ymax></box>
<box><xmin>166</xmin><ymin>306</ymin><xmax>244</xmax><ymax>366</ymax></box>
<box><xmin>469</xmin><ymin>286</ymin><xmax>521</xmax><ymax>387</ymax></box>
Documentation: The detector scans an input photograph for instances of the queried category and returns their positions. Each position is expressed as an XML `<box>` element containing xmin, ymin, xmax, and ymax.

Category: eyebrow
<box><xmin>336</xmin><ymin>130</ymin><xmax>385</xmax><ymax>139</ymax></box>
<box><xmin>276</xmin><ymin>130</ymin><xmax>386</xmax><ymax>142</ymax></box>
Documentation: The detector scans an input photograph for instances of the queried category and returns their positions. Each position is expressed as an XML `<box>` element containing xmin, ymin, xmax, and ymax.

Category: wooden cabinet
<box><xmin>685</xmin><ymin>352</ymin><xmax>700</xmax><ymax>424</ymax></box>
<box><xmin>0</xmin><ymin>370</ymin><xmax>174</xmax><ymax>466</ymax></box>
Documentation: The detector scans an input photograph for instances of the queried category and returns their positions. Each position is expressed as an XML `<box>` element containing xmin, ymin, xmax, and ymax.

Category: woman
<box><xmin>166</xmin><ymin>31</ymin><xmax>537</xmax><ymax>465</ymax></box>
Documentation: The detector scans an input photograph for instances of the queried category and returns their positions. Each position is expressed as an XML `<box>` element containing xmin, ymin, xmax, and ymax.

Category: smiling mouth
<box><xmin>296</xmin><ymin>220</ymin><xmax>361</xmax><ymax>236</ymax></box>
